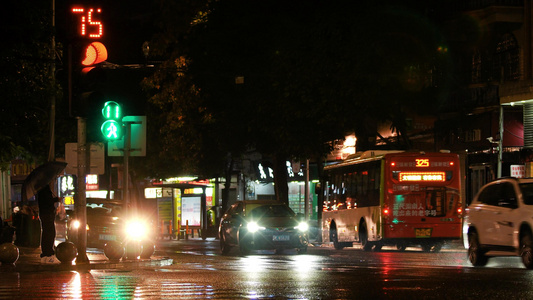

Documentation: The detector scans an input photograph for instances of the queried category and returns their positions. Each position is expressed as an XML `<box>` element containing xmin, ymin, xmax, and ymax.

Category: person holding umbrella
<box><xmin>37</xmin><ymin>183</ymin><xmax>61</xmax><ymax>264</ymax></box>
<box><xmin>21</xmin><ymin>161</ymin><xmax>67</xmax><ymax>264</ymax></box>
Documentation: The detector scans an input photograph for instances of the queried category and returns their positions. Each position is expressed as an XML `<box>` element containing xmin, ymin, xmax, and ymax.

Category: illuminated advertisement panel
<box><xmin>181</xmin><ymin>196</ymin><xmax>201</xmax><ymax>226</ymax></box>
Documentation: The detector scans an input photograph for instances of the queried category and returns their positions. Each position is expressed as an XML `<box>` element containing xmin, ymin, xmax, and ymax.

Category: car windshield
<box><xmin>86</xmin><ymin>202</ymin><xmax>123</xmax><ymax>216</ymax></box>
<box><xmin>248</xmin><ymin>205</ymin><xmax>294</xmax><ymax>218</ymax></box>
<box><xmin>520</xmin><ymin>183</ymin><xmax>533</xmax><ymax>205</ymax></box>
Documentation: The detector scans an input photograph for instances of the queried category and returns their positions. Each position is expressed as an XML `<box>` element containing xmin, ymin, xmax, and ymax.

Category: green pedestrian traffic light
<box><xmin>101</xmin><ymin>120</ymin><xmax>122</xmax><ymax>140</ymax></box>
<box><xmin>102</xmin><ymin>101</ymin><xmax>122</xmax><ymax>120</ymax></box>
<box><xmin>101</xmin><ymin>101</ymin><xmax>123</xmax><ymax>140</ymax></box>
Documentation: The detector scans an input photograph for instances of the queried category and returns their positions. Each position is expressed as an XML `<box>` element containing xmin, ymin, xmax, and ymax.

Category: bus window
<box><xmin>362</xmin><ymin>170</ymin><xmax>369</xmax><ymax>195</ymax></box>
<box><xmin>447</xmin><ymin>190</ymin><xmax>460</xmax><ymax>215</ymax></box>
<box><xmin>339</xmin><ymin>174</ymin><xmax>347</xmax><ymax>209</ymax></box>
<box><xmin>328</xmin><ymin>172</ymin><xmax>348</xmax><ymax>210</ymax></box>
<box><xmin>347</xmin><ymin>172</ymin><xmax>356</xmax><ymax>209</ymax></box>
<box><xmin>373</xmin><ymin>164</ymin><xmax>380</xmax><ymax>190</ymax></box>
<box><xmin>425</xmin><ymin>188</ymin><xmax>446</xmax><ymax>217</ymax></box>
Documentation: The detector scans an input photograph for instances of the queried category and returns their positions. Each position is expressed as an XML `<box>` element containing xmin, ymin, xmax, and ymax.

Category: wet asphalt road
<box><xmin>1</xmin><ymin>238</ymin><xmax>532</xmax><ymax>299</ymax></box>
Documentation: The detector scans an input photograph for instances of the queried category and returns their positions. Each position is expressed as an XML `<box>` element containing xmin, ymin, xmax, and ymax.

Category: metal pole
<box><xmin>201</xmin><ymin>186</ymin><xmax>207</xmax><ymax>240</ymax></box>
<box><xmin>76</xmin><ymin>117</ymin><xmax>89</xmax><ymax>263</ymax></box>
<box><xmin>498</xmin><ymin>105</ymin><xmax>504</xmax><ymax>178</ymax></box>
<box><xmin>48</xmin><ymin>0</ymin><xmax>56</xmax><ymax>162</ymax></box>
<box><xmin>304</xmin><ymin>159</ymin><xmax>310</xmax><ymax>220</ymax></box>
<box><xmin>124</xmin><ymin>122</ymin><xmax>131</xmax><ymax>214</ymax></box>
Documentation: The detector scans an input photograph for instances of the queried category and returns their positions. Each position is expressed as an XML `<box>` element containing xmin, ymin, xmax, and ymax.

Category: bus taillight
<box><xmin>383</xmin><ymin>206</ymin><xmax>390</xmax><ymax>218</ymax></box>
<box><xmin>457</xmin><ymin>207</ymin><xmax>463</xmax><ymax>217</ymax></box>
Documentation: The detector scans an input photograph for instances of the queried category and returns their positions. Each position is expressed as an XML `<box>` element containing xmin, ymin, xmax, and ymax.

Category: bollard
<box><xmin>168</xmin><ymin>220</ymin><xmax>174</xmax><ymax>240</ymax></box>
<box><xmin>186</xmin><ymin>220</ymin><xmax>189</xmax><ymax>240</ymax></box>
<box><xmin>177</xmin><ymin>222</ymin><xmax>181</xmax><ymax>240</ymax></box>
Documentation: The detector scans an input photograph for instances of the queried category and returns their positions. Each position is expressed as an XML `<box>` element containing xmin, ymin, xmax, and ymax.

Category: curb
<box><xmin>1</xmin><ymin>256</ymin><xmax>174</xmax><ymax>273</ymax></box>
<box><xmin>0</xmin><ymin>246</ymin><xmax>173</xmax><ymax>273</ymax></box>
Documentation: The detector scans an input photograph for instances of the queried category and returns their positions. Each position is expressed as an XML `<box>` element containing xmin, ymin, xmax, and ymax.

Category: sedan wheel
<box><xmin>297</xmin><ymin>246</ymin><xmax>308</xmax><ymax>254</ymax></box>
<box><xmin>521</xmin><ymin>233</ymin><xmax>533</xmax><ymax>269</ymax></box>
<box><xmin>238</xmin><ymin>236</ymin><xmax>250</xmax><ymax>256</ymax></box>
<box><xmin>468</xmin><ymin>231</ymin><xmax>488</xmax><ymax>266</ymax></box>
<box><xmin>220</xmin><ymin>233</ymin><xmax>231</xmax><ymax>255</ymax></box>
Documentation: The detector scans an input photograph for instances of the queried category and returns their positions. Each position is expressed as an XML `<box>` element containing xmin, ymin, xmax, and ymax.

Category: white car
<box><xmin>464</xmin><ymin>177</ymin><xmax>533</xmax><ymax>268</ymax></box>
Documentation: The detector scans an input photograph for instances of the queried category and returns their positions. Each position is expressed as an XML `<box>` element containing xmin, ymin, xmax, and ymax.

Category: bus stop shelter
<box><xmin>145</xmin><ymin>182</ymin><xmax>211</xmax><ymax>240</ymax></box>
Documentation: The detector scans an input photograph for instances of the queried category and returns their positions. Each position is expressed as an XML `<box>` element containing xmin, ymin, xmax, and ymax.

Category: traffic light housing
<box><xmin>71</xmin><ymin>6</ymin><xmax>107</xmax><ymax>68</ymax></box>
<box><xmin>69</xmin><ymin>5</ymin><xmax>108</xmax><ymax>118</ymax></box>
<box><xmin>101</xmin><ymin>101</ymin><xmax>123</xmax><ymax>141</ymax></box>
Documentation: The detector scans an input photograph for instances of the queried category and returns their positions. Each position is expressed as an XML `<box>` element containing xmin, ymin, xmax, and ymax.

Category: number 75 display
<box><xmin>72</xmin><ymin>7</ymin><xmax>103</xmax><ymax>38</ymax></box>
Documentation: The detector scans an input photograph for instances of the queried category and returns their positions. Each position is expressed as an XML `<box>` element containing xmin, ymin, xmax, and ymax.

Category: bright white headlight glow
<box><xmin>126</xmin><ymin>220</ymin><xmax>148</xmax><ymax>240</ymax></box>
<box><xmin>247</xmin><ymin>221</ymin><xmax>263</xmax><ymax>233</ymax></box>
<box><xmin>296</xmin><ymin>222</ymin><xmax>309</xmax><ymax>232</ymax></box>
<box><xmin>72</xmin><ymin>220</ymin><xmax>81</xmax><ymax>230</ymax></box>
<box><xmin>71</xmin><ymin>220</ymin><xmax>89</xmax><ymax>231</ymax></box>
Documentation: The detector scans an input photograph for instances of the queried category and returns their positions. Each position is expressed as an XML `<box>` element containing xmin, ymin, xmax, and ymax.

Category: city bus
<box><xmin>321</xmin><ymin>150</ymin><xmax>462</xmax><ymax>252</ymax></box>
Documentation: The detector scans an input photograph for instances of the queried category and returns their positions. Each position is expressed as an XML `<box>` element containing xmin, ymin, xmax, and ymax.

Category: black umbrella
<box><xmin>21</xmin><ymin>161</ymin><xmax>68</xmax><ymax>201</ymax></box>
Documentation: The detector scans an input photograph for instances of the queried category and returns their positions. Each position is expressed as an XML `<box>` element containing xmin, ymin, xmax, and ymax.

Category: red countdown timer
<box><xmin>72</xmin><ymin>7</ymin><xmax>103</xmax><ymax>38</ymax></box>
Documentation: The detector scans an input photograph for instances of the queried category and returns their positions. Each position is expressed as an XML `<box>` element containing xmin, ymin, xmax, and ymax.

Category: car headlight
<box><xmin>71</xmin><ymin>220</ymin><xmax>89</xmax><ymax>231</ymax></box>
<box><xmin>296</xmin><ymin>222</ymin><xmax>309</xmax><ymax>232</ymax></box>
<box><xmin>125</xmin><ymin>220</ymin><xmax>148</xmax><ymax>241</ymax></box>
<box><xmin>71</xmin><ymin>220</ymin><xmax>81</xmax><ymax>230</ymax></box>
<box><xmin>247</xmin><ymin>221</ymin><xmax>264</xmax><ymax>233</ymax></box>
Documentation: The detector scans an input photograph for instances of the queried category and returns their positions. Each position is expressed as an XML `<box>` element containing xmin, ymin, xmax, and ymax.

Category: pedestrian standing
<box><xmin>37</xmin><ymin>183</ymin><xmax>61</xmax><ymax>264</ymax></box>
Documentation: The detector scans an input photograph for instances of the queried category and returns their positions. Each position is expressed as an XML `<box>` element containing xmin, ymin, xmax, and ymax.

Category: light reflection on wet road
<box><xmin>1</xmin><ymin>242</ymin><xmax>533</xmax><ymax>299</ymax></box>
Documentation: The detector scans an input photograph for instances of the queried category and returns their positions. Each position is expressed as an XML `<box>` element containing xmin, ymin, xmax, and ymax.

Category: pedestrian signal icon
<box><xmin>101</xmin><ymin>101</ymin><xmax>123</xmax><ymax>141</ymax></box>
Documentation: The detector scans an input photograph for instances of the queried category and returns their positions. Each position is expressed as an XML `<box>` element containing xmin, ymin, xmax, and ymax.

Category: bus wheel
<box><xmin>432</xmin><ymin>243</ymin><xmax>443</xmax><ymax>253</ymax></box>
<box><xmin>397</xmin><ymin>243</ymin><xmax>407</xmax><ymax>252</ymax></box>
<box><xmin>331</xmin><ymin>229</ymin><xmax>344</xmax><ymax>250</ymax></box>
<box><xmin>360</xmin><ymin>225</ymin><xmax>372</xmax><ymax>251</ymax></box>
<box><xmin>520</xmin><ymin>233</ymin><xmax>533</xmax><ymax>269</ymax></box>
<box><xmin>468</xmin><ymin>231</ymin><xmax>488</xmax><ymax>266</ymax></box>
<box><xmin>373</xmin><ymin>243</ymin><xmax>382</xmax><ymax>252</ymax></box>
<box><xmin>421</xmin><ymin>243</ymin><xmax>432</xmax><ymax>252</ymax></box>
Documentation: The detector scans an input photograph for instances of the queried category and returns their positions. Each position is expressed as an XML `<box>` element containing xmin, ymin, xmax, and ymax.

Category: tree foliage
<box><xmin>144</xmin><ymin>0</ymin><xmax>452</xmax><ymax>202</ymax></box>
<box><xmin>0</xmin><ymin>1</ymin><xmax>62</xmax><ymax>167</ymax></box>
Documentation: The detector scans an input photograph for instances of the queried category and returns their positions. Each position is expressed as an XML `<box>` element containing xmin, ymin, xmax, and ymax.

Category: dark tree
<box><xmin>144</xmin><ymin>0</ymin><xmax>452</xmax><ymax>205</ymax></box>
<box><xmin>0</xmin><ymin>1</ymin><xmax>66</xmax><ymax>167</ymax></box>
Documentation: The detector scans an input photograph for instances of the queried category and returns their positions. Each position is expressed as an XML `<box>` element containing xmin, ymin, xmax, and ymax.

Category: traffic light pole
<box><xmin>76</xmin><ymin>117</ymin><xmax>89</xmax><ymax>263</ymax></box>
<box><xmin>124</xmin><ymin>122</ymin><xmax>131</xmax><ymax>213</ymax></box>
<box><xmin>122</xmin><ymin>120</ymin><xmax>141</xmax><ymax>215</ymax></box>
